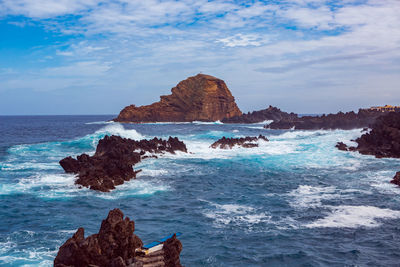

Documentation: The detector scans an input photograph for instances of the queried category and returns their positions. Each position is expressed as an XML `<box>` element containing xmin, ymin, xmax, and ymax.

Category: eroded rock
<box><xmin>211</xmin><ymin>135</ymin><xmax>269</xmax><ymax>149</ymax></box>
<box><xmin>60</xmin><ymin>135</ymin><xmax>187</xmax><ymax>192</ymax></box>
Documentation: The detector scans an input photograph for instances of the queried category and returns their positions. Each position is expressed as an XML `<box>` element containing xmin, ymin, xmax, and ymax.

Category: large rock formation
<box><xmin>54</xmin><ymin>209</ymin><xmax>183</xmax><ymax>267</ymax></box>
<box><xmin>114</xmin><ymin>74</ymin><xmax>242</xmax><ymax>123</ymax></box>
<box><xmin>60</xmin><ymin>135</ymin><xmax>187</xmax><ymax>192</ymax></box>
<box><xmin>267</xmin><ymin>109</ymin><xmax>393</xmax><ymax>130</ymax></box>
<box><xmin>211</xmin><ymin>135</ymin><xmax>269</xmax><ymax>149</ymax></box>
<box><xmin>222</xmin><ymin>105</ymin><xmax>297</xmax><ymax>124</ymax></box>
<box><xmin>336</xmin><ymin>112</ymin><xmax>400</xmax><ymax>158</ymax></box>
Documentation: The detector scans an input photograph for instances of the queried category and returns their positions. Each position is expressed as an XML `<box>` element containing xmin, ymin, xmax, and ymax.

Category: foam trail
<box><xmin>305</xmin><ymin>205</ymin><xmax>400</xmax><ymax>228</ymax></box>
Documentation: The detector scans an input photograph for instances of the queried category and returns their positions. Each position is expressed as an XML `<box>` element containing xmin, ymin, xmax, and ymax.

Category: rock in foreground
<box><xmin>267</xmin><ymin>109</ymin><xmax>393</xmax><ymax>130</ymax></box>
<box><xmin>60</xmin><ymin>135</ymin><xmax>187</xmax><ymax>192</ymax></box>
<box><xmin>114</xmin><ymin>74</ymin><xmax>242</xmax><ymax>123</ymax></box>
<box><xmin>336</xmin><ymin>112</ymin><xmax>400</xmax><ymax>158</ymax></box>
<box><xmin>222</xmin><ymin>105</ymin><xmax>297</xmax><ymax>124</ymax></box>
<box><xmin>211</xmin><ymin>135</ymin><xmax>268</xmax><ymax>149</ymax></box>
<box><xmin>54</xmin><ymin>209</ymin><xmax>183</xmax><ymax>267</ymax></box>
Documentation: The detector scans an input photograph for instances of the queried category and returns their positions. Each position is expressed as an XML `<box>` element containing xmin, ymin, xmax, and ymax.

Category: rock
<box><xmin>335</xmin><ymin>142</ymin><xmax>349</xmax><ymax>151</ymax></box>
<box><xmin>391</xmin><ymin>172</ymin><xmax>400</xmax><ymax>186</ymax></box>
<box><xmin>163</xmin><ymin>234</ymin><xmax>183</xmax><ymax>267</ymax></box>
<box><xmin>114</xmin><ymin>74</ymin><xmax>242</xmax><ymax>123</ymax></box>
<box><xmin>222</xmin><ymin>105</ymin><xmax>297</xmax><ymax>124</ymax></box>
<box><xmin>54</xmin><ymin>209</ymin><xmax>143</xmax><ymax>267</ymax></box>
<box><xmin>211</xmin><ymin>135</ymin><xmax>269</xmax><ymax>149</ymax></box>
<box><xmin>59</xmin><ymin>135</ymin><xmax>187</xmax><ymax>192</ymax></box>
<box><xmin>267</xmin><ymin>109</ymin><xmax>395</xmax><ymax>130</ymax></box>
<box><xmin>342</xmin><ymin>112</ymin><xmax>400</xmax><ymax>158</ymax></box>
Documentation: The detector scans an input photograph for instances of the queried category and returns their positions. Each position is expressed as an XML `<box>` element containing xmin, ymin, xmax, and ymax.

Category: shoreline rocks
<box><xmin>211</xmin><ymin>135</ymin><xmax>269</xmax><ymax>149</ymax></box>
<box><xmin>267</xmin><ymin>109</ymin><xmax>394</xmax><ymax>130</ymax></box>
<box><xmin>60</xmin><ymin>135</ymin><xmax>187</xmax><ymax>192</ymax></box>
<box><xmin>114</xmin><ymin>74</ymin><xmax>242</xmax><ymax>123</ymax></box>
<box><xmin>54</xmin><ymin>209</ymin><xmax>183</xmax><ymax>267</ymax></box>
<box><xmin>336</xmin><ymin>112</ymin><xmax>400</xmax><ymax>158</ymax></box>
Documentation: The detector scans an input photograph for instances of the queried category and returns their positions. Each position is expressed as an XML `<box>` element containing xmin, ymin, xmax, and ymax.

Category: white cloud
<box><xmin>217</xmin><ymin>33</ymin><xmax>266</xmax><ymax>47</ymax></box>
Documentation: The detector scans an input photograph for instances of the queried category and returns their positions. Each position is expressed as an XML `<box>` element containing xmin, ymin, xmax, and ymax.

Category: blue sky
<box><xmin>0</xmin><ymin>0</ymin><xmax>399</xmax><ymax>115</ymax></box>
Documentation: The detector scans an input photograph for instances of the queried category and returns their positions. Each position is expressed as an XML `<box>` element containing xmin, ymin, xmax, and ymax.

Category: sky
<box><xmin>0</xmin><ymin>0</ymin><xmax>399</xmax><ymax>115</ymax></box>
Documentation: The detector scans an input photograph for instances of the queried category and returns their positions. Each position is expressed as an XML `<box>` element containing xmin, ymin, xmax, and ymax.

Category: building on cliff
<box><xmin>366</xmin><ymin>105</ymin><xmax>400</xmax><ymax>112</ymax></box>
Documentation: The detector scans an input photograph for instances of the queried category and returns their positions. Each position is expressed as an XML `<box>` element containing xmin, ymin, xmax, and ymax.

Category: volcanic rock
<box><xmin>267</xmin><ymin>109</ymin><xmax>393</xmax><ymax>130</ymax></box>
<box><xmin>340</xmin><ymin>112</ymin><xmax>400</xmax><ymax>158</ymax></box>
<box><xmin>60</xmin><ymin>135</ymin><xmax>187</xmax><ymax>192</ymax></box>
<box><xmin>54</xmin><ymin>209</ymin><xmax>142</xmax><ymax>267</ymax></box>
<box><xmin>114</xmin><ymin>74</ymin><xmax>242</xmax><ymax>123</ymax></box>
<box><xmin>391</xmin><ymin>172</ymin><xmax>400</xmax><ymax>186</ymax></box>
<box><xmin>211</xmin><ymin>135</ymin><xmax>269</xmax><ymax>149</ymax></box>
<box><xmin>54</xmin><ymin>209</ymin><xmax>184</xmax><ymax>267</ymax></box>
<box><xmin>222</xmin><ymin>105</ymin><xmax>297</xmax><ymax>124</ymax></box>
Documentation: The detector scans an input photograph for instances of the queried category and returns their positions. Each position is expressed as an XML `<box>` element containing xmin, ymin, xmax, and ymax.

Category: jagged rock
<box><xmin>211</xmin><ymin>135</ymin><xmax>269</xmax><ymax>149</ymax></box>
<box><xmin>335</xmin><ymin>142</ymin><xmax>349</xmax><ymax>151</ymax></box>
<box><xmin>54</xmin><ymin>209</ymin><xmax>143</xmax><ymax>267</ymax></box>
<box><xmin>163</xmin><ymin>234</ymin><xmax>183</xmax><ymax>267</ymax></box>
<box><xmin>114</xmin><ymin>74</ymin><xmax>242</xmax><ymax>123</ymax></box>
<box><xmin>391</xmin><ymin>172</ymin><xmax>400</xmax><ymax>186</ymax></box>
<box><xmin>60</xmin><ymin>135</ymin><xmax>187</xmax><ymax>192</ymax></box>
<box><xmin>342</xmin><ymin>112</ymin><xmax>400</xmax><ymax>158</ymax></box>
<box><xmin>267</xmin><ymin>109</ymin><xmax>395</xmax><ymax>130</ymax></box>
<box><xmin>222</xmin><ymin>105</ymin><xmax>297</xmax><ymax>124</ymax></box>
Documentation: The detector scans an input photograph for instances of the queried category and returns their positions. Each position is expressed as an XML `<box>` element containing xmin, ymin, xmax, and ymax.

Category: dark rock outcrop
<box><xmin>222</xmin><ymin>105</ymin><xmax>297</xmax><ymax>124</ymax></box>
<box><xmin>338</xmin><ymin>112</ymin><xmax>400</xmax><ymax>158</ymax></box>
<box><xmin>267</xmin><ymin>109</ymin><xmax>394</xmax><ymax>130</ymax></box>
<box><xmin>54</xmin><ymin>209</ymin><xmax>183</xmax><ymax>267</ymax></box>
<box><xmin>114</xmin><ymin>74</ymin><xmax>242</xmax><ymax>123</ymax></box>
<box><xmin>391</xmin><ymin>172</ymin><xmax>400</xmax><ymax>186</ymax></box>
<box><xmin>211</xmin><ymin>135</ymin><xmax>269</xmax><ymax>149</ymax></box>
<box><xmin>60</xmin><ymin>135</ymin><xmax>187</xmax><ymax>192</ymax></box>
<box><xmin>54</xmin><ymin>209</ymin><xmax>143</xmax><ymax>267</ymax></box>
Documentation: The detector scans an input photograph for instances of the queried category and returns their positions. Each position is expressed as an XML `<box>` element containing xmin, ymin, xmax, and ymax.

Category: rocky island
<box><xmin>54</xmin><ymin>208</ymin><xmax>183</xmax><ymax>267</ymax></box>
<box><xmin>114</xmin><ymin>74</ymin><xmax>242</xmax><ymax>123</ymax></box>
<box><xmin>211</xmin><ymin>135</ymin><xmax>269</xmax><ymax>149</ymax></box>
<box><xmin>60</xmin><ymin>135</ymin><xmax>187</xmax><ymax>192</ymax></box>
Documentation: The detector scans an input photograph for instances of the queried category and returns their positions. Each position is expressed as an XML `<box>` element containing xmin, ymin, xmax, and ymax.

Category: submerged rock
<box><xmin>267</xmin><ymin>109</ymin><xmax>394</xmax><ymax>130</ymax></box>
<box><xmin>222</xmin><ymin>105</ymin><xmax>297</xmax><ymax>124</ymax></box>
<box><xmin>54</xmin><ymin>209</ymin><xmax>183</xmax><ymax>267</ymax></box>
<box><xmin>391</xmin><ymin>172</ymin><xmax>400</xmax><ymax>186</ymax></box>
<box><xmin>337</xmin><ymin>112</ymin><xmax>400</xmax><ymax>158</ymax></box>
<box><xmin>114</xmin><ymin>74</ymin><xmax>242</xmax><ymax>123</ymax></box>
<box><xmin>211</xmin><ymin>135</ymin><xmax>268</xmax><ymax>149</ymax></box>
<box><xmin>60</xmin><ymin>135</ymin><xmax>187</xmax><ymax>192</ymax></box>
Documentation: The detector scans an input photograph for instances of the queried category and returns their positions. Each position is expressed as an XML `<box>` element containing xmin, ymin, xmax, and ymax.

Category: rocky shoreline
<box><xmin>60</xmin><ymin>135</ymin><xmax>187</xmax><ymax>192</ymax></box>
<box><xmin>54</xmin><ymin>209</ymin><xmax>183</xmax><ymax>267</ymax></box>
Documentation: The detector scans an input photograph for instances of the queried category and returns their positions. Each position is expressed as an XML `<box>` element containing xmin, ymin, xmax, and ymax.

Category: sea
<box><xmin>1</xmin><ymin>115</ymin><xmax>400</xmax><ymax>266</ymax></box>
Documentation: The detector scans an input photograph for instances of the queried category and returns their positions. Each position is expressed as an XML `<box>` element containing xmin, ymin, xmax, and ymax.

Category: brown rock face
<box><xmin>54</xmin><ymin>209</ymin><xmax>143</xmax><ymax>267</ymax></box>
<box><xmin>114</xmin><ymin>74</ymin><xmax>242</xmax><ymax>122</ymax></box>
<box><xmin>391</xmin><ymin>172</ymin><xmax>400</xmax><ymax>186</ymax></box>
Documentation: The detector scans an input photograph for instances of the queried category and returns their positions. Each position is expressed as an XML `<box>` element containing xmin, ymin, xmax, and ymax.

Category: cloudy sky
<box><xmin>0</xmin><ymin>0</ymin><xmax>399</xmax><ymax>115</ymax></box>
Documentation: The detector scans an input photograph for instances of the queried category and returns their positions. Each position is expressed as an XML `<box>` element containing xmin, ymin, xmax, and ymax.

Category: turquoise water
<box><xmin>1</xmin><ymin>116</ymin><xmax>400</xmax><ymax>266</ymax></box>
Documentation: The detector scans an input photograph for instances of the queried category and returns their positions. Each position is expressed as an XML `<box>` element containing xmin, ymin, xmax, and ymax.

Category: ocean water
<box><xmin>1</xmin><ymin>116</ymin><xmax>400</xmax><ymax>266</ymax></box>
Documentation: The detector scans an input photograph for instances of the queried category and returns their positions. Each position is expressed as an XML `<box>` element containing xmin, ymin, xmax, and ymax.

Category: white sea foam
<box><xmin>202</xmin><ymin>201</ymin><xmax>270</xmax><ymax>228</ymax></box>
<box><xmin>95</xmin><ymin>123</ymin><xmax>144</xmax><ymax>140</ymax></box>
<box><xmin>288</xmin><ymin>185</ymin><xmax>339</xmax><ymax>209</ymax></box>
<box><xmin>305</xmin><ymin>205</ymin><xmax>400</xmax><ymax>228</ymax></box>
<box><xmin>192</xmin><ymin>120</ymin><xmax>223</xmax><ymax>125</ymax></box>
